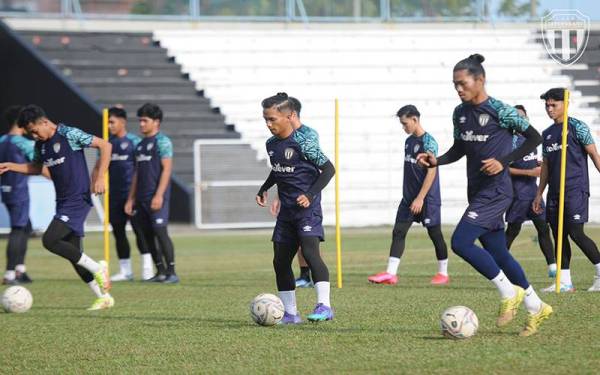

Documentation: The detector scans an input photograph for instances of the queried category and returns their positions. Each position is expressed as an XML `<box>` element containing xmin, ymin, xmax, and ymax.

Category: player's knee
<box><xmin>41</xmin><ymin>231</ymin><xmax>59</xmax><ymax>252</ymax></box>
<box><xmin>392</xmin><ymin>224</ymin><xmax>408</xmax><ymax>240</ymax></box>
<box><xmin>450</xmin><ymin>232</ymin><xmax>470</xmax><ymax>256</ymax></box>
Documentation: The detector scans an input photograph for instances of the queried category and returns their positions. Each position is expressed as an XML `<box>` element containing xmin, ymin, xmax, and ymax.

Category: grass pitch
<box><xmin>1</xmin><ymin>226</ymin><xmax>600</xmax><ymax>374</ymax></box>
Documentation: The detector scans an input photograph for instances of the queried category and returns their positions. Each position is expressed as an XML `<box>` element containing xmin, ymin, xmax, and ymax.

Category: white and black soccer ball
<box><xmin>440</xmin><ymin>306</ymin><xmax>479</xmax><ymax>339</ymax></box>
<box><xmin>250</xmin><ymin>293</ymin><xmax>284</xmax><ymax>326</ymax></box>
<box><xmin>2</xmin><ymin>286</ymin><xmax>33</xmax><ymax>313</ymax></box>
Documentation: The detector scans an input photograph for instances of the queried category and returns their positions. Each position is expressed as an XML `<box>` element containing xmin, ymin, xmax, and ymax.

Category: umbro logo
<box><xmin>546</xmin><ymin>134</ymin><xmax>552</xmax><ymax>140</ymax></box>
<box><xmin>467</xmin><ymin>211</ymin><xmax>478</xmax><ymax>219</ymax></box>
<box><xmin>424</xmin><ymin>218</ymin><xmax>431</xmax><ymax>224</ymax></box>
<box><xmin>59</xmin><ymin>215</ymin><xmax>69</xmax><ymax>222</ymax></box>
<box><xmin>459</xmin><ymin>116</ymin><xmax>467</xmax><ymax>124</ymax></box>
<box><xmin>574</xmin><ymin>214</ymin><xmax>581</xmax><ymax>220</ymax></box>
<box><xmin>268</xmin><ymin>151</ymin><xmax>274</xmax><ymax>157</ymax></box>
<box><xmin>302</xmin><ymin>225</ymin><xmax>312</xmax><ymax>232</ymax></box>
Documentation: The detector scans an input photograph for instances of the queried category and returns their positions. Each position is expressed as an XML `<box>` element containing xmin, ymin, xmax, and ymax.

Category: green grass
<box><xmin>1</xmin><ymin>226</ymin><xmax>600</xmax><ymax>374</ymax></box>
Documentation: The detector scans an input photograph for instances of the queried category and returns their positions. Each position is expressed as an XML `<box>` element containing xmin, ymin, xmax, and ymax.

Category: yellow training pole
<box><xmin>555</xmin><ymin>89</ymin><xmax>570</xmax><ymax>293</ymax></box>
<box><xmin>102</xmin><ymin>109</ymin><xmax>110</xmax><ymax>265</ymax></box>
<box><xmin>335</xmin><ymin>98</ymin><xmax>343</xmax><ymax>289</ymax></box>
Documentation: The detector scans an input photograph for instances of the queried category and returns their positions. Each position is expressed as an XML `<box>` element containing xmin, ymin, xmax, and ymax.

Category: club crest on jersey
<box><xmin>147</xmin><ymin>143</ymin><xmax>154</xmax><ymax>151</ymax></box>
<box><xmin>268</xmin><ymin>150</ymin><xmax>274</xmax><ymax>157</ymax></box>
<box><xmin>284</xmin><ymin>148</ymin><xmax>294</xmax><ymax>160</ymax></box>
<box><xmin>478</xmin><ymin>114</ymin><xmax>490</xmax><ymax>127</ymax></box>
<box><xmin>413</xmin><ymin>144</ymin><xmax>420</xmax><ymax>153</ymax></box>
<box><xmin>542</xmin><ymin>9</ymin><xmax>590</xmax><ymax>66</ymax></box>
<box><xmin>53</xmin><ymin>142</ymin><xmax>61</xmax><ymax>154</ymax></box>
<box><xmin>120</xmin><ymin>142</ymin><xmax>128</xmax><ymax>150</ymax></box>
<box><xmin>137</xmin><ymin>145</ymin><xmax>142</xmax><ymax>151</ymax></box>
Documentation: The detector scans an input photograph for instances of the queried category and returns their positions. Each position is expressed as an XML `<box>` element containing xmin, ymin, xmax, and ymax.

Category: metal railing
<box><xmin>0</xmin><ymin>0</ymin><xmax>500</xmax><ymax>23</ymax></box>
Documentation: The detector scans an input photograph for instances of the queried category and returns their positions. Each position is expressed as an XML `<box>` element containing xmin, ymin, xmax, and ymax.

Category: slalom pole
<box><xmin>555</xmin><ymin>89</ymin><xmax>570</xmax><ymax>293</ymax></box>
<box><xmin>335</xmin><ymin>98</ymin><xmax>343</xmax><ymax>289</ymax></box>
<box><xmin>102</xmin><ymin>108</ymin><xmax>110</xmax><ymax>266</ymax></box>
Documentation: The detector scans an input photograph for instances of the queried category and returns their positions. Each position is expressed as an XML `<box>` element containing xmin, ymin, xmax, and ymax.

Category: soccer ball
<box><xmin>250</xmin><ymin>293</ymin><xmax>284</xmax><ymax>326</ymax></box>
<box><xmin>440</xmin><ymin>306</ymin><xmax>479</xmax><ymax>339</ymax></box>
<box><xmin>2</xmin><ymin>286</ymin><xmax>33</xmax><ymax>313</ymax></box>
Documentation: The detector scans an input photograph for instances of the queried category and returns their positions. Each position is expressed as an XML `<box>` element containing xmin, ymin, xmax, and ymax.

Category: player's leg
<box><xmin>15</xmin><ymin>220</ymin><xmax>32</xmax><ymax>283</ymax></box>
<box><xmin>531</xmin><ymin>217</ymin><xmax>557</xmax><ymax>277</ymax></box>
<box><xmin>544</xmin><ymin>218</ymin><xmax>574</xmax><ymax>292</ymax></box>
<box><xmin>3</xmin><ymin>226</ymin><xmax>21</xmax><ymax>285</ymax></box>
<box><xmin>505</xmin><ymin>222</ymin><xmax>522</xmax><ymax>250</ymax></box>
<box><xmin>273</xmin><ymin>240</ymin><xmax>301</xmax><ymax>324</ymax></box>
<box><xmin>150</xmin><ymin>200</ymin><xmax>177</xmax><ymax>283</ymax></box>
<box><xmin>368</xmin><ymin>201</ymin><xmax>412</xmax><ymax>284</ymax></box>
<box><xmin>110</xmin><ymin>205</ymin><xmax>133</xmax><ymax>281</ymax></box>
<box><xmin>137</xmin><ymin>203</ymin><xmax>165</xmax><ymax>281</ymax></box>
<box><xmin>566</xmin><ymin>223</ymin><xmax>600</xmax><ymax>291</ymax></box>
<box><xmin>130</xmin><ymin>212</ymin><xmax>153</xmax><ymax>280</ymax></box>
<box><xmin>3</xmin><ymin>202</ymin><xmax>30</xmax><ymax>284</ymax></box>
<box><xmin>295</xmin><ymin>248</ymin><xmax>312</xmax><ymax>288</ymax></box>
<box><xmin>427</xmin><ymin>224</ymin><xmax>449</xmax><ymax>284</ymax></box>
<box><xmin>301</xmin><ymin>236</ymin><xmax>334</xmax><ymax>322</ymax></box>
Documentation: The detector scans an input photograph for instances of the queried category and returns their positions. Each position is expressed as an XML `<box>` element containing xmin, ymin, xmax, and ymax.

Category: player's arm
<box><xmin>411</xmin><ymin>167</ymin><xmax>436</xmax><ymax>214</ymax></box>
<box><xmin>417</xmin><ymin>140</ymin><xmax>464</xmax><ymax>168</ymax></box>
<box><xmin>300</xmin><ymin>160</ymin><xmax>335</xmax><ymax>207</ymax></box>
<box><xmin>509</xmin><ymin>166</ymin><xmax>541</xmax><ymax>177</ymax></box>
<box><xmin>0</xmin><ymin>161</ymin><xmax>43</xmax><ymax>175</ymax></box>
<box><xmin>88</xmin><ymin>136</ymin><xmax>112</xmax><ymax>194</ymax></box>
<box><xmin>585</xmin><ymin>143</ymin><xmax>600</xmax><ymax>173</ymax></box>
<box><xmin>256</xmin><ymin>171</ymin><xmax>276</xmax><ymax>207</ymax></box>
<box><xmin>151</xmin><ymin>136</ymin><xmax>173</xmax><ymax>211</ymax></box>
<box><xmin>532</xmin><ymin>157</ymin><xmax>549</xmax><ymax>214</ymax></box>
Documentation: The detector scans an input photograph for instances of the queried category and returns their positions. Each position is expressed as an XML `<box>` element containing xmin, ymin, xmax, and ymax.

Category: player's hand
<box><xmin>151</xmin><ymin>194</ymin><xmax>163</xmax><ymax>211</ymax></box>
<box><xmin>296</xmin><ymin>194</ymin><xmax>311</xmax><ymax>208</ymax></box>
<box><xmin>480</xmin><ymin>158</ymin><xmax>504</xmax><ymax>175</ymax></box>
<box><xmin>269</xmin><ymin>197</ymin><xmax>280</xmax><ymax>217</ymax></box>
<box><xmin>410</xmin><ymin>197</ymin><xmax>424</xmax><ymax>215</ymax></box>
<box><xmin>0</xmin><ymin>163</ymin><xmax>10</xmax><ymax>175</ymax></box>
<box><xmin>530</xmin><ymin>166</ymin><xmax>541</xmax><ymax>177</ymax></box>
<box><xmin>256</xmin><ymin>191</ymin><xmax>268</xmax><ymax>207</ymax></box>
<box><xmin>416</xmin><ymin>152</ymin><xmax>437</xmax><ymax>168</ymax></box>
<box><xmin>92</xmin><ymin>176</ymin><xmax>105</xmax><ymax>195</ymax></box>
<box><xmin>532</xmin><ymin>194</ymin><xmax>543</xmax><ymax>214</ymax></box>
<box><xmin>124</xmin><ymin>199</ymin><xmax>134</xmax><ymax>216</ymax></box>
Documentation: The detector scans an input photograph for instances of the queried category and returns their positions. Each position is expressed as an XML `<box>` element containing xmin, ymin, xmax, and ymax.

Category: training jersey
<box><xmin>33</xmin><ymin>124</ymin><xmax>93</xmax><ymax>203</ymax></box>
<box><xmin>510</xmin><ymin>134</ymin><xmax>539</xmax><ymax>200</ymax></box>
<box><xmin>0</xmin><ymin>134</ymin><xmax>34</xmax><ymax>204</ymax></box>
<box><xmin>108</xmin><ymin>133</ymin><xmax>141</xmax><ymax>201</ymax></box>
<box><xmin>452</xmin><ymin>97</ymin><xmax>530</xmax><ymax>200</ymax></box>
<box><xmin>266</xmin><ymin>130</ymin><xmax>329</xmax><ymax>211</ymax></box>
<box><xmin>297</xmin><ymin>124</ymin><xmax>319</xmax><ymax>143</ymax></box>
<box><xmin>542</xmin><ymin>117</ymin><xmax>594</xmax><ymax>199</ymax></box>
<box><xmin>403</xmin><ymin>132</ymin><xmax>441</xmax><ymax>205</ymax></box>
<box><xmin>134</xmin><ymin>132</ymin><xmax>173</xmax><ymax>202</ymax></box>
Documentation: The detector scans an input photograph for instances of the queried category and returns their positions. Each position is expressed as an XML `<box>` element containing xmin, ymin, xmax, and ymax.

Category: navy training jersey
<box><xmin>109</xmin><ymin>132</ymin><xmax>141</xmax><ymax>200</ymax></box>
<box><xmin>266</xmin><ymin>130</ymin><xmax>329</xmax><ymax>210</ymax></box>
<box><xmin>403</xmin><ymin>132</ymin><xmax>441</xmax><ymax>204</ymax></box>
<box><xmin>452</xmin><ymin>97</ymin><xmax>530</xmax><ymax>200</ymax></box>
<box><xmin>510</xmin><ymin>134</ymin><xmax>539</xmax><ymax>200</ymax></box>
<box><xmin>134</xmin><ymin>132</ymin><xmax>173</xmax><ymax>202</ymax></box>
<box><xmin>0</xmin><ymin>134</ymin><xmax>34</xmax><ymax>204</ymax></box>
<box><xmin>297</xmin><ymin>124</ymin><xmax>319</xmax><ymax>143</ymax></box>
<box><xmin>33</xmin><ymin>124</ymin><xmax>93</xmax><ymax>203</ymax></box>
<box><xmin>542</xmin><ymin>117</ymin><xmax>594</xmax><ymax>199</ymax></box>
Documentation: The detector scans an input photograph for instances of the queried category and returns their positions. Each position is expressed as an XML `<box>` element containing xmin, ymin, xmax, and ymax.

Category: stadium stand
<box><xmin>154</xmin><ymin>28</ymin><xmax>600</xmax><ymax>226</ymax></box>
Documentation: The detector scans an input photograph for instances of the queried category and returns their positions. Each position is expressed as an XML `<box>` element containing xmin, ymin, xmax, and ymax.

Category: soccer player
<box><xmin>269</xmin><ymin>96</ymin><xmax>318</xmax><ymax>288</ymax></box>
<box><xmin>124</xmin><ymin>103</ymin><xmax>178</xmax><ymax>284</ymax></box>
<box><xmin>368</xmin><ymin>104</ymin><xmax>449</xmax><ymax>285</ymax></box>
<box><xmin>533</xmin><ymin>88</ymin><xmax>600</xmax><ymax>292</ymax></box>
<box><xmin>0</xmin><ymin>106</ymin><xmax>34</xmax><ymax>285</ymax></box>
<box><xmin>256</xmin><ymin>92</ymin><xmax>335</xmax><ymax>323</ymax></box>
<box><xmin>505</xmin><ymin>105</ymin><xmax>557</xmax><ymax>277</ymax></box>
<box><xmin>92</xmin><ymin>107</ymin><xmax>152</xmax><ymax>281</ymax></box>
<box><xmin>417</xmin><ymin>54</ymin><xmax>551</xmax><ymax>336</ymax></box>
<box><xmin>0</xmin><ymin>104</ymin><xmax>114</xmax><ymax>310</ymax></box>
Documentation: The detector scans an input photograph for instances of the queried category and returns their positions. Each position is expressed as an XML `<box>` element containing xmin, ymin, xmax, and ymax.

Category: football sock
<box><xmin>4</xmin><ymin>270</ymin><xmax>16</xmax><ymax>281</ymax></box>
<box><xmin>437</xmin><ymin>259</ymin><xmax>448</xmax><ymax>276</ymax></box>
<box><xmin>560</xmin><ymin>269</ymin><xmax>572</xmax><ymax>285</ymax></box>
<box><xmin>119</xmin><ymin>258</ymin><xmax>132</xmax><ymax>275</ymax></box>
<box><xmin>492</xmin><ymin>271</ymin><xmax>516</xmax><ymax>299</ymax></box>
<box><xmin>278</xmin><ymin>290</ymin><xmax>297</xmax><ymax>315</ymax></box>
<box><xmin>524</xmin><ymin>286</ymin><xmax>543</xmax><ymax>314</ymax></box>
<box><xmin>548</xmin><ymin>263</ymin><xmax>557</xmax><ymax>274</ymax></box>
<box><xmin>594</xmin><ymin>263</ymin><xmax>600</xmax><ymax>277</ymax></box>
<box><xmin>15</xmin><ymin>264</ymin><xmax>26</xmax><ymax>273</ymax></box>
<box><xmin>314</xmin><ymin>281</ymin><xmax>331</xmax><ymax>307</ymax></box>
<box><xmin>386</xmin><ymin>257</ymin><xmax>401</xmax><ymax>275</ymax></box>
<box><xmin>77</xmin><ymin>253</ymin><xmax>101</xmax><ymax>274</ymax></box>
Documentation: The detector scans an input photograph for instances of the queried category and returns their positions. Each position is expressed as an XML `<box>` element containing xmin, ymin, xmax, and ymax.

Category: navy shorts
<box><xmin>55</xmin><ymin>198</ymin><xmax>92</xmax><ymax>237</ymax></box>
<box><xmin>462</xmin><ymin>188</ymin><xmax>512</xmax><ymax>231</ymax></box>
<box><xmin>505</xmin><ymin>198</ymin><xmax>545</xmax><ymax>224</ymax></box>
<box><xmin>546</xmin><ymin>191</ymin><xmax>589</xmax><ymax>226</ymax></box>
<box><xmin>272</xmin><ymin>207</ymin><xmax>324</xmax><ymax>245</ymax></box>
<box><xmin>134</xmin><ymin>199</ymin><xmax>170</xmax><ymax>228</ymax></box>
<box><xmin>5</xmin><ymin>200</ymin><xmax>30</xmax><ymax>228</ymax></box>
<box><xmin>395</xmin><ymin>198</ymin><xmax>441</xmax><ymax>227</ymax></box>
